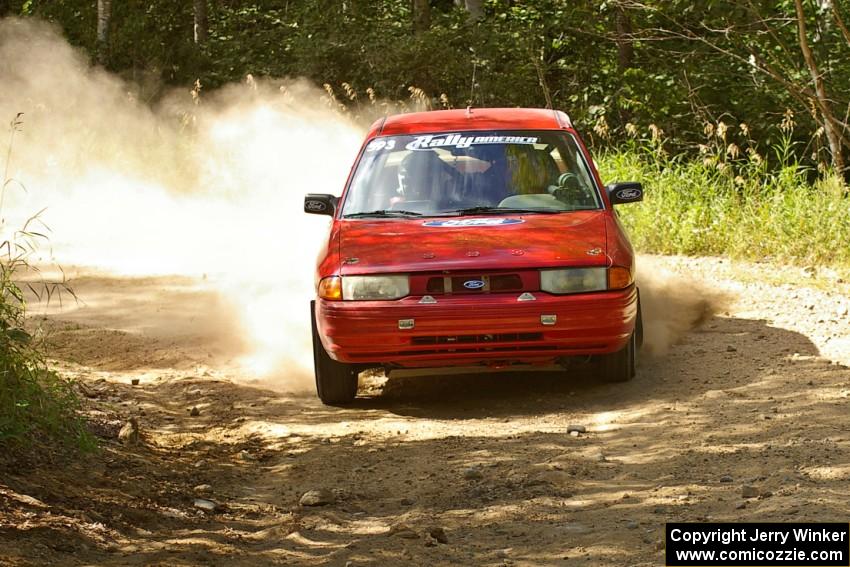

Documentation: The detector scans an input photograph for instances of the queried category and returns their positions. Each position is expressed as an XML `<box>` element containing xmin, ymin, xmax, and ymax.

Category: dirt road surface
<box><xmin>1</xmin><ymin>255</ymin><xmax>849</xmax><ymax>566</ymax></box>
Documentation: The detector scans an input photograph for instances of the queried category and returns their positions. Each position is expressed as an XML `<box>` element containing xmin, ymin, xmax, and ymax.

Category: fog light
<box><xmin>541</xmin><ymin>314</ymin><xmax>557</xmax><ymax>325</ymax></box>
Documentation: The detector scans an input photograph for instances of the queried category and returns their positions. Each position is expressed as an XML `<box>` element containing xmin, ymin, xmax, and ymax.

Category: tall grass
<box><xmin>0</xmin><ymin>114</ymin><xmax>92</xmax><ymax>451</ymax></box>
<box><xmin>595</xmin><ymin>116</ymin><xmax>849</xmax><ymax>271</ymax></box>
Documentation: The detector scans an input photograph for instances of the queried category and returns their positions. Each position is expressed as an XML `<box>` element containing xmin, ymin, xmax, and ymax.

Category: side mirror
<box><xmin>304</xmin><ymin>194</ymin><xmax>338</xmax><ymax>216</ymax></box>
<box><xmin>606</xmin><ymin>182</ymin><xmax>643</xmax><ymax>205</ymax></box>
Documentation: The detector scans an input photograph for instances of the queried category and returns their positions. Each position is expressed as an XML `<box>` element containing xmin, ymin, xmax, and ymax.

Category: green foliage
<box><xmin>13</xmin><ymin>0</ymin><xmax>848</xmax><ymax>173</ymax></box>
<box><xmin>0</xmin><ymin>114</ymin><xmax>92</xmax><ymax>451</ymax></box>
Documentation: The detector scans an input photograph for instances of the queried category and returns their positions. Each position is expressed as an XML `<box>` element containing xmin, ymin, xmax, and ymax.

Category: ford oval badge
<box><xmin>616</xmin><ymin>188</ymin><xmax>642</xmax><ymax>201</ymax></box>
<box><xmin>463</xmin><ymin>279</ymin><xmax>485</xmax><ymax>289</ymax></box>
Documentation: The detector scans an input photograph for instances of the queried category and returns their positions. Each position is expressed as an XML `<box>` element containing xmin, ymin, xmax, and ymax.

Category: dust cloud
<box><xmin>0</xmin><ymin>18</ymin><xmax>364</xmax><ymax>389</ymax></box>
<box><xmin>636</xmin><ymin>256</ymin><xmax>726</xmax><ymax>355</ymax></box>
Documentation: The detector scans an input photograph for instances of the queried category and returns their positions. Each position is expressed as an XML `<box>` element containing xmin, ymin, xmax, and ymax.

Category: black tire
<box><xmin>635</xmin><ymin>288</ymin><xmax>644</xmax><ymax>350</ymax></box>
<box><xmin>310</xmin><ymin>301</ymin><xmax>358</xmax><ymax>405</ymax></box>
<box><xmin>597</xmin><ymin>331</ymin><xmax>636</xmax><ymax>383</ymax></box>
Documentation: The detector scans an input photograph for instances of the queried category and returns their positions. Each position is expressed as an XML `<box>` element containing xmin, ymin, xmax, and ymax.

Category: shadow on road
<box><xmin>4</xmin><ymin>307</ymin><xmax>849</xmax><ymax>566</ymax></box>
<box><xmin>356</xmin><ymin>313</ymin><xmax>821</xmax><ymax>420</ymax></box>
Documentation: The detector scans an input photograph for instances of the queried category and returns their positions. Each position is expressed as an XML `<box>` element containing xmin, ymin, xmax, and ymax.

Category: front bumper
<box><xmin>315</xmin><ymin>286</ymin><xmax>639</xmax><ymax>368</ymax></box>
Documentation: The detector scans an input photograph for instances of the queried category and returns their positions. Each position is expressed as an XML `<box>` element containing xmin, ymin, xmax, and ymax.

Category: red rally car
<box><xmin>305</xmin><ymin>108</ymin><xmax>644</xmax><ymax>405</ymax></box>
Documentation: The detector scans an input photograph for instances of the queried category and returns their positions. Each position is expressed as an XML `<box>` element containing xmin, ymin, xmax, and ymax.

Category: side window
<box><xmin>573</xmin><ymin>147</ymin><xmax>595</xmax><ymax>195</ymax></box>
<box><xmin>507</xmin><ymin>146</ymin><xmax>558</xmax><ymax>195</ymax></box>
<box><xmin>543</xmin><ymin>140</ymin><xmax>601</xmax><ymax>210</ymax></box>
<box><xmin>345</xmin><ymin>150</ymin><xmax>397</xmax><ymax>213</ymax></box>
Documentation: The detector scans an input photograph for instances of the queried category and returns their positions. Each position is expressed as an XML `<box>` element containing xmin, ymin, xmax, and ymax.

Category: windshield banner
<box><xmin>406</xmin><ymin>134</ymin><xmax>538</xmax><ymax>151</ymax></box>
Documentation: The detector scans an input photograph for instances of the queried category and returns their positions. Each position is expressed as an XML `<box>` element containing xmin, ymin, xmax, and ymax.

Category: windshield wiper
<box><xmin>344</xmin><ymin>209</ymin><xmax>424</xmax><ymax>218</ymax></box>
<box><xmin>445</xmin><ymin>206</ymin><xmax>562</xmax><ymax>216</ymax></box>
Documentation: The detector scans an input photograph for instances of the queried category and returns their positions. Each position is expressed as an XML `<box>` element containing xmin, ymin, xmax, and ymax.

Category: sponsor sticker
<box><xmin>422</xmin><ymin>218</ymin><xmax>525</xmax><ymax>227</ymax></box>
<box><xmin>406</xmin><ymin>134</ymin><xmax>538</xmax><ymax>151</ymax></box>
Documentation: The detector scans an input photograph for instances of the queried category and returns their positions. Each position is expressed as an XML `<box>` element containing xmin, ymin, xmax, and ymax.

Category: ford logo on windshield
<box><xmin>463</xmin><ymin>280</ymin><xmax>486</xmax><ymax>289</ymax></box>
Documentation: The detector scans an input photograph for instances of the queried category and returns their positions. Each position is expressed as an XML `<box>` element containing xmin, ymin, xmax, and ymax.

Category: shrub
<box><xmin>0</xmin><ymin>113</ymin><xmax>92</xmax><ymax>450</ymax></box>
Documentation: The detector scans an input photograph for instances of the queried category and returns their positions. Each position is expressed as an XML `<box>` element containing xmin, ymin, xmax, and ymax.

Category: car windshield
<box><xmin>340</xmin><ymin>130</ymin><xmax>602</xmax><ymax>217</ymax></box>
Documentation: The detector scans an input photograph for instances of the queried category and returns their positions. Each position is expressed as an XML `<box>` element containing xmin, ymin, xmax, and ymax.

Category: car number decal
<box><xmin>365</xmin><ymin>139</ymin><xmax>397</xmax><ymax>152</ymax></box>
<box><xmin>422</xmin><ymin>218</ymin><xmax>524</xmax><ymax>227</ymax></box>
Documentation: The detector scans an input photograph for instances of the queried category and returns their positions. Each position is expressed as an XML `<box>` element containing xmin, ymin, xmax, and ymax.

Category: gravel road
<box><xmin>1</xmin><ymin>254</ymin><xmax>849</xmax><ymax>566</ymax></box>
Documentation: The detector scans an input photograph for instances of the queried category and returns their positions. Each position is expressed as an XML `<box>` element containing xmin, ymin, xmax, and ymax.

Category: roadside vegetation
<box><xmin>596</xmin><ymin>115</ymin><xmax>850</xmax><ymax>273</ymax></box>
<box><xmin>0</xmin><ymin>114</ymin><xmax>91</xmax><ymax>452</ymax></box>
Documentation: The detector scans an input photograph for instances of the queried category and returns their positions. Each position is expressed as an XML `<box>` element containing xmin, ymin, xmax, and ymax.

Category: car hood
<box><xmin>338</xmin><ymin>211</ymin><xmax>608</xmax><ymax>274</ymax></box>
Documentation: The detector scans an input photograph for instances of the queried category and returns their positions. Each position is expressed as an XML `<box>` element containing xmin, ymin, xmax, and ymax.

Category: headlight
<box><xmin>540</xmin><ymin>267</ymin><xmax>613</xmax><ymax>294</ymax></box>
<box><xmin>340</xmin><ymin>275</ymin><xmax>409</xmax><ymax>300</ymax></box>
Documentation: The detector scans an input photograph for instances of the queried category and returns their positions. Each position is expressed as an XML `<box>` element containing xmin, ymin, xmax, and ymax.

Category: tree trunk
<box><xmin>832</xmin><ymin>1</ymin><xmax>850</xmax><ymax>49</ymax></box>
<box><xmin>96</xmin><ymin>0</ymin><xmax>112</xmax><ymax>64</ymax></box>
<box><xmin>194</xmin><ymin>0</ymin><xmax>208</xmax><ymax>45</ymax></box>
<box><xmin>794</xmin><ymin>0</ymin><xmax>844</xmax><ymax>174</ymax></box>
<box><xmin>614</xmin><ymin>5</ymin><xmax>633</xmax><ymax>71</ymax></box>
<box><xmin>456</xmin><ymin>0</ymin><xmax>483</xmax><ymax>22</ymax></box>
<box><xmin>413</xmin><ymin>0</ymin><xmax>430</xmax><ymax>33</ymax></box>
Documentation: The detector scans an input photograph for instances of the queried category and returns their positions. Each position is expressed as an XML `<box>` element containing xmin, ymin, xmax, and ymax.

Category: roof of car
<box><xmin>368</xmin><ymin>108</ymin><xmax>573</xmax><ymax>137</ymax></box>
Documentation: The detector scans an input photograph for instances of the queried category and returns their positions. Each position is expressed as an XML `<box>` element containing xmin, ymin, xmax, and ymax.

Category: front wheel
<box><xmin>311</xmin><ymin>301</ymin><xmax>358</xmax><ymax>405</ymax></box>
<box><xmin>597</xmin><ymin>331</ymin><xmax>636</xmax><ymax>383</ymax></box>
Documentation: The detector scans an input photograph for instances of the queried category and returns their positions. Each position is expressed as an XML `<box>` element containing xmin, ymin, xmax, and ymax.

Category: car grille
<box><xmin>417</xmin><ymin>272</ymin><xmax>532</xmax><ymax>295</ymax></box>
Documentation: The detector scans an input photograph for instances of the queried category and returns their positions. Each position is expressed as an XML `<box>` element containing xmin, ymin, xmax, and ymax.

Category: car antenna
<box><xmin>533</xmin><ymin>55</ymin><xmax>553</xmax><ymax>109</ymax></box>
<box><xmin>375</xmin><ymin>115</ymin><xmax>388</xmax><ymax>136</ymax></box>
<box><xmin>468</xmin><ymin>59</ymin><xmax>478</xmax><ymax>107</ymax></box>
